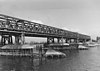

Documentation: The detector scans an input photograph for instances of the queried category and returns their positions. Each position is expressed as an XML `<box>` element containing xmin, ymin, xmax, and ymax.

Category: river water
<box><xmin>0</xmin><ymin>46</ymin><xmax>100</xmax><ymax>71</ymax></box>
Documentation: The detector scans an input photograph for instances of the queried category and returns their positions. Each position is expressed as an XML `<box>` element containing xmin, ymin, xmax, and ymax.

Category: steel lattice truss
<box><xmin>0</xmin><ymin>14</ymin><xmax>90</xmax><ymax>40</ymax></box>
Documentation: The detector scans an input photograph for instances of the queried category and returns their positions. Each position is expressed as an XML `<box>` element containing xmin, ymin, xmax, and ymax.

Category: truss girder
<box><xmin>0</xmin><ymin>14</ymin><xmax>90</xmax><ymax>40</ymax></box>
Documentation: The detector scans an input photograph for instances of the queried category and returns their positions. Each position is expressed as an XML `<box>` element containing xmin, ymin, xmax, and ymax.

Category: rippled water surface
<box><xmin>0</xmin><ymin>46</ymin><xmax>100</xmax><ymax>71</ymax></box>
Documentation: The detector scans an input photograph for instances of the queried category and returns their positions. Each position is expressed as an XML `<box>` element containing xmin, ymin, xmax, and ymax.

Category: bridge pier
<box><xmin>9</xmin><ymin>35</ymin><xmax>13</xmax><ymax>44</ymax></box>
<box><xmin>65</xmin><ymin>38</ymin><xmax>69</xmax><ymax>43</ymax></box>
<box><xmin>83</xmin><ymin>39</ymin><xmax>87</xmax><ymax>43</ymax></box>
<box><xmin>74</xmin><ymin>38</ymin><xmax>79</xmax><ymax>43</ymax></box>
<box><xmin>21</xmin><ymin>33</ymin><xmax>25</xmax><ymax>44</ymax></box>
<box><xmin>78</xmin><ymin>39</ymin><xmax>86</xmax><ymax>43</ymax></box>
<box><xmin>15</xmin><ymin>33</ymin><xmax>25</xmax><ymax>44</ymax></box>
<box><xmin>66</xmin><ymin>38</ymin><xmax>71</xmax><ymax>43</ymax></box>
<box><xmin>47</xmin><ymin>37</ymin><xmax>67</xmax><ymax>44</ymax></box>
<box><xmin>78</xmin><ymin>39</ymin><xmax>82</xmax><ymax>43</ymax></box>
<box><xmin>68</xmin><ymin>39</ymin><xmax>71</xmax><ymax>43</ymax></box>
<box><xmin>15</xmin><ymin>35</ymin><xmax>20</xmax><ymax>44</ymax></box>
<box><xmin>57</xmin><ymin>37</ymin><xmax>64</xmax><ymax>43</ymax></box>
<box><xmin>1</xmin><ymin>35</ymin><xmax>13</xmax><ymax>45</ymax></box>
<box><xmin>66</xmin><ymin>38</ymin><xmax>78</xmax><ymax>43</ymax></box>
<box><xmin>47</xmin><ymin>37</ymin><xmax>54</xmax><ymax>44</ymax></box>
<box><xmin>76</xmin><ymin>38</ymin><xmax>79</xmax><ymax>43</ymax></box>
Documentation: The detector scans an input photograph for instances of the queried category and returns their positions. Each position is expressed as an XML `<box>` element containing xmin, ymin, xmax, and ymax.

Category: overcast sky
<box><xmin>0</xmin><ymin>0</ymin><xmax>100</xmax><ymax>40</ymax></box>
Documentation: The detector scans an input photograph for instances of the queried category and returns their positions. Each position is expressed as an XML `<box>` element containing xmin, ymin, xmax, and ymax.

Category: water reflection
<box><xmin>0</xmin><ymin>46</ymin><xmax>100</xmax><ymax>71</ymax></box>
<box><xmin>0</xmin><ymin>56</ymin><xmax>41</xmax><ymax>71</ymax></box>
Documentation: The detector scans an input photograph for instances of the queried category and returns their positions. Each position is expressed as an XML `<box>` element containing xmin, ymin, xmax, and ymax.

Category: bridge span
<box><xmin>0</xmin><ymin>14</ymin><xmax>91</xmax><ymax>45</ymax></box>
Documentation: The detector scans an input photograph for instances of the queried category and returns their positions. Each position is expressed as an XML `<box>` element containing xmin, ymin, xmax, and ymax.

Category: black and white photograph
<box><xmin>0</xmin><ymin>0</ymin><xmax>100</xmax><ymax>71</ymax></box>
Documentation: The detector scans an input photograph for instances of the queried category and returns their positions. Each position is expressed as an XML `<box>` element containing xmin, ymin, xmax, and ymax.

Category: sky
<box><xmin>0</xmin><ymin>0</ymin><xmax>100</xmax><ymax>41</ymax></box>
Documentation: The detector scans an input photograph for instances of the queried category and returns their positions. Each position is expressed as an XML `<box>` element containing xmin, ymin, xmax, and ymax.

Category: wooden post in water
<box><xmin>39</xmin><ymin>45</ymin><xmax>43</xmax><ymax>65</ymax></box>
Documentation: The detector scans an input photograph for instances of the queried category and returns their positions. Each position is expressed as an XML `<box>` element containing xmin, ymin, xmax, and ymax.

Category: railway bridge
<box><xmin>0</xmin><ymin>14</ymin><xmax>90</xmax><ymax>45</ymax></box>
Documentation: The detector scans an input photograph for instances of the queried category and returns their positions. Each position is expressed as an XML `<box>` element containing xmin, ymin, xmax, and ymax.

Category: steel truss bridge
<box><xmin>0</xmin><ymin>14</ymin><xmax>90</xmax><ymax>45</ymax></box>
